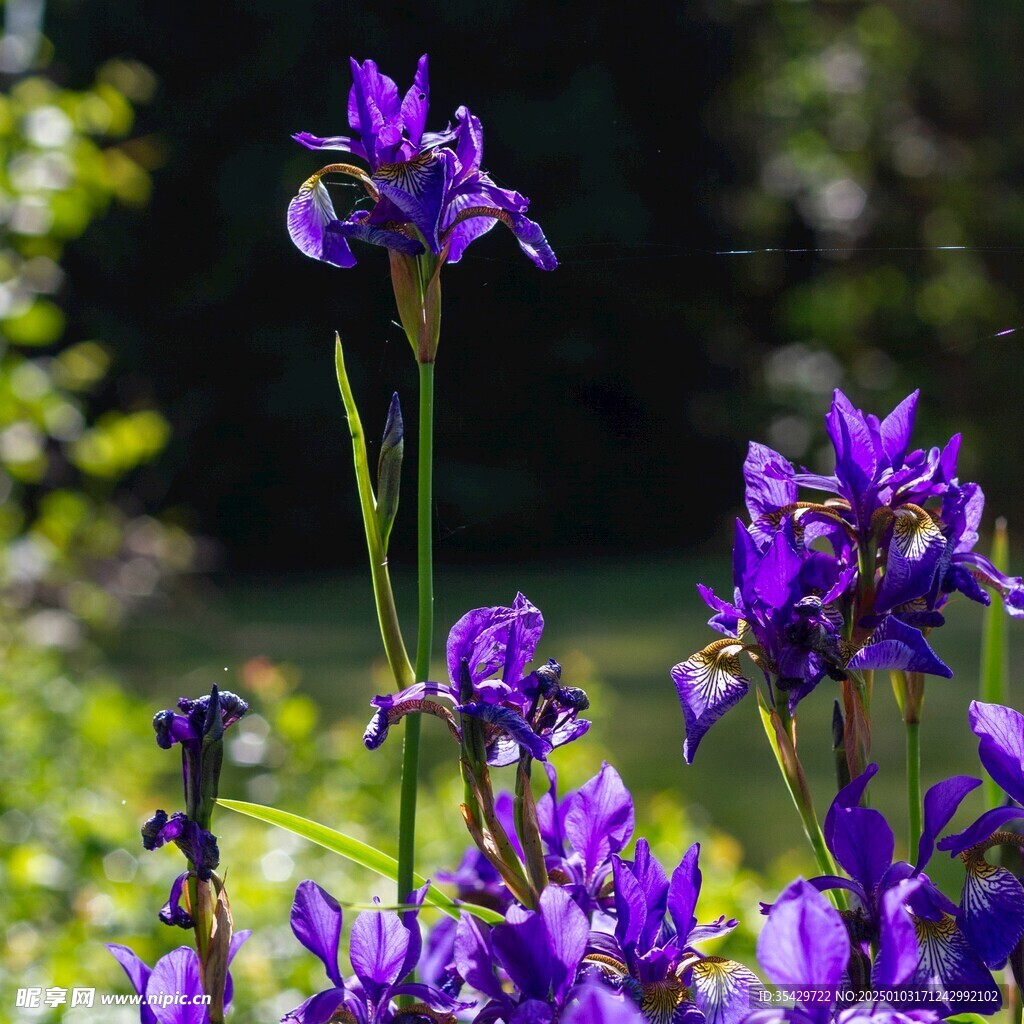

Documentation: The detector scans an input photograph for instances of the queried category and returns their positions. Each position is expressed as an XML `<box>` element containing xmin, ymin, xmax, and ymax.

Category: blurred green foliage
<box><xmin>713</xmin><ymin>0</ymin><xmax>1024</xmax><ymax>494</ymax></box>
<box><xmin>0</xmin><ymin>55</ymin><xmax>190</xmax><ymax>644</ymax></box>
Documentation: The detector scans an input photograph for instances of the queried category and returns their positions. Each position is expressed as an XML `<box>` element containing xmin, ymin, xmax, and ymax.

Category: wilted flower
<box><xmin>364</xmin><ymin>594</ymin><xmax>588</xmax><ymax>767</ymax></box>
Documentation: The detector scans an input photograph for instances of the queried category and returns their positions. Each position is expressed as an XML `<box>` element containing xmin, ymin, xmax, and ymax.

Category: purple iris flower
<box><xmin>287</xmin><ymin>55</ymin><xmax>555</xmax><ymax>271</ymax></box>
<box><xmin>451</xmin><ymin>884</ymin><xmax>607</xmax><ymax>1023</ymax></box>
<box><xmin>936</xmin><ymin>701</ymin><xmax>1024</xmax><ymax>968</ymax></box>
<box><xmin>742</xmin><ymin>879</ymin><xmax>942</xmax><ymax>1024</ymax></box>
<box><xmin>281</xmin><ymin>879</ymin><xmax>465</xmax><ymax>1024</ymax></box>
<box><xmin>536</xmin><ymin>762</ymin><xmax>635</xmax><ymax>916</ymax></box>
<box><xmin>764</xmin><ymin>389</ymin><xmax>1024</xmax><ymax>620</ymax></box>
<box><xmin>107</xmin><ymin>933</ymin><xmax>249</xmax><ymax>1024</ymax></box>
<box><xmin>583</xmin><ymin>838</ymin><xmax>760</xmax><ymax>1024</ymax></box>
<box><xmin>804</xmin><ymin>765</ymin><xmax>999</xmax><ymax>1015</ymax></box>
<box><xmin>364</xmin><ymin>594</ymin><xmax>589</xmax><ymax>767</ymax></box>
<box><xmin>673</xmin><ymin>520</ymin><xmax>950</xmax><ymax>762</ymax></box>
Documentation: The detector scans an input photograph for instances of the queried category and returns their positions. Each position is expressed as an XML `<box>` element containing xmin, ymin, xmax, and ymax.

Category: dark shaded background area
<box><xmin>42</xmin><ymin>0</ymin><xmax>1024</xmax><ymax>571</ymax></box>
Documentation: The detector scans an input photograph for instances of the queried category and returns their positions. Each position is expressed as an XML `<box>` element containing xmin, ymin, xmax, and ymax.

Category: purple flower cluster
<box><xmin>287</xmin><ymin>56</ymin><xmax>556</xmax><ymax>272</ymax></box>
<box><xmin>673</xmin><ymin>389</ymin><xmax>1024</xmax><ymax>762</ymax></box>
<box><xmin>744</xmin><ymin>698</ymin><xmax>1024</xmax><ymax>1024</ymax></box>
<box><xmin>285</xmin><ymin>760</ymin><xmax>761</xmax><ymax>1024</ymax></box>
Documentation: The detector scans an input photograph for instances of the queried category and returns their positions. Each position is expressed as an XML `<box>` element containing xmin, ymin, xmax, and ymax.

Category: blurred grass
<box><xmin>104</xmin><ymin>555</ymin><xmax>1015</xmax><ymax>886</ymax></box>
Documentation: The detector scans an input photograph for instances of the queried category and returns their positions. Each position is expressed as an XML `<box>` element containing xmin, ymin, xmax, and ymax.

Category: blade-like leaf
<box><xmin>217</xmin><ymin>799</ymin><xmax>503</xmax><ymax>925</ymax></box>
<box><xmin>980</xmin><ymin>518</ymin><xmax>1010</xmax><ymax>809</ymax></box>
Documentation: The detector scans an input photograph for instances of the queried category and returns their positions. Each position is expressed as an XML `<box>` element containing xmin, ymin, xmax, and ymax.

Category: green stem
<box><xmin>334</xmin><ymin>339</ymin><xmax>414</xmax><ymax>690</ymax></box>
<box><xmin>757</xmin><ymin>691</ymin><xmax>845</xmax><ymax>907</ymax></box>
<box><xmin>906</xmin><ymin>719</ymin><xmax>922</xmax><ymax>854</ymax></box>
<box><xmin>397</xmin><ymin>361</ymin><xmax>435</xmax><ymax>904</ymax></box>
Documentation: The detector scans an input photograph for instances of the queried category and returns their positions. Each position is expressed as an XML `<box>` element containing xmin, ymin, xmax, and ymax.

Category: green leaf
<box><xmin>980</xmin><ymin>517</ymin><xmax>1010</xmax><ymax>809</ymax></box>
<box><xmin>216</xmin><ymin>798</ymin><xmax>503</xmax><ymax>925</ymax></box>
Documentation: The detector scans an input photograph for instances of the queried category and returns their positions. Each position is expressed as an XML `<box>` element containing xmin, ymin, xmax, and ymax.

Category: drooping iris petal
<box><xmin>969</xmin><ymin>700</ymin><xmax>1024</xmax><ymax>805</ymax></box>
<box><xmin>915</xmin><ymin>774</ymin><xmax>981</xmax><ymax>871</ymax></box>
<box><xmin>672</xmin><ymin>640</ymin><xmax>750</xmax><ymax>763</ymax></box>
<box><xmin>287</xmin><ymin>172</ymin><xmax>357</xmax><ymax>267</ymax></box>
<box><xmin>327</xmin><ymin>212</ymin><xmax>424</xmax><ymax>256</ymax></box>
<box><xmin>911</xmin><ymin>912</ymin><xmax>1002</xmax><ymax>1015</ymax></box>
<box><xmin>373</xmin><ymin>151</ymin><xmax>449</xmax><ymax>251</ymax></box>
<box><xmin>505</xmin><ymin>211</ymin><xmax>557</xmax><ymax>271</ymax></box>
<box><xmin>757</xmin><ymin>879</ymin><xmax>850</xmax><ymax>990</ymax></box>
<box><xmin>874</xmin><ymin>506</ymin><xmax>947</xmax><ymax>613</ymax></box>
<box><xmin>158</xmin><ymin>870</ymin><xmax>193</xmax><ymax>928</ymax></box>
<box><xmin>957</xmin><ymin>853</ymin><xmax>1024</xmax><ymax>968</ymax></box>
<box><xmin>562</xmin><ymin>761</ymin><xmax>635</xmax><ymax>888</ymax></box>
<box><xmin>691</xmin><ymin>957</ymin><xmax>763</xmax><ymax>1024</ymax></box>
<box><xmin>846</xmin><ymin>616</ymin><xmax>952</xmax><ymax>677</ymax></box>
<box><xmin>458</xmin><ymin>701</ymin><xmax>553</xmax><ymax>761</ymax></box>
<box><xmin>147</xmin><ymin>947</ymin><xmax>206</xmax><ymax>1024</ymax></box>
<box><xmin>290</xmin><ymin>880</ymin><xmax>344</xmax><ymax>987</ymax></box>
<box><xmin>348</xmin><ymin>902</ymin><xmax>411</xmax><ymax>1003</ymax></box>
<box><xmin>443</xmin><ymin>188</ymin><xmax>500</xmax><ymax>264</ymax></box>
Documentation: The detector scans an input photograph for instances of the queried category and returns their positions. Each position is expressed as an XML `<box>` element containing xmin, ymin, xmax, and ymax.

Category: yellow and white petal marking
<box><xmin>913</xmin><ymin>913</ymin><xmax>968</xmax><ymax>983</ymax></box>
<box><xmin>641</xmin><ymin>977</ymin><xmax>687</xmax><ymax>1024</ymax></box>
<box><xmin>678</xmin><ymin>640</ymin><xmax>750</xmax><ymax>718</ymax></box>
<box><xmin>287</xmin><ymin>163</ymin><xmax>378</xmax><ymax>264</ymax></box>
<box><xmin>375</xmin><ymin>151</ymin><xmax>437</xmax><ymax>197</ymax></box>
<box><xmin>673</xmin><ymin>639</ymin><xmax>752</xmax><ymax>762</ymax></box>
<box><xmin>891</xmin><ymin>504</ymin><xmax>943</xmax><ymax>560</ymax></box>
<box><xmin>691</xmin><ymin>957</ymin><xmax>763</xmax><ymax>1024</ymax></box>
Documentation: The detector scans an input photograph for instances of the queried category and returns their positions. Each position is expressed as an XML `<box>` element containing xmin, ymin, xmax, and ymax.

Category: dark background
<box><xmin>43</xmin><ymin>0</ymin><xmax>1024</xmax><ymax>572</ymax></box>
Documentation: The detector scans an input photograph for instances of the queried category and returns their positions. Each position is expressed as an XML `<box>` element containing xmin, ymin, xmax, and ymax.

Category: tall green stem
<box><xmin>906</xmin><ymin>720</ymin><xmax>921</xmax><ymax>853</ymax></box>
<box><xmin>397</xmin><ymin>361</ymin><xmax>435</xmax><ymax>903</ymax></box>
<box><xmin>757</xmin><ymin>691</ymin><xmax>844</xmax><ymax>907</ymax></box>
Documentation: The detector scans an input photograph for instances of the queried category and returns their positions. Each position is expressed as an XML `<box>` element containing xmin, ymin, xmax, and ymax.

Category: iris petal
<box><xmin>691</xmin><ymin>957</ymin><xmax>763</xmax><ymax>1024</ymax></box>
<box><xmin>671</xmin><ymin>641</ymin><xmax>750</xmax><ymax>764</ymax></box>
<box><xmin>286</xmin><ymin>173</ymin><xmax>356</xmax><ymax>267</ymax></box>
<box><xmin>957</xmin><ymin>854</ymin><xmax>1024</xmax><ymax>967</ymax></box>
